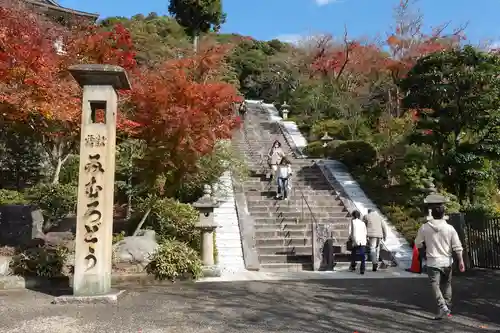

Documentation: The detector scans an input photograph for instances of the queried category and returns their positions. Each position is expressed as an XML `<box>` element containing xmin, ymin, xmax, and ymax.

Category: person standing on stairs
<box><xmin>275</xmin><ymin>156</ymin><xmax>292</xmax><ymax>200</ymax></box>
<box><xmin>348</xmin><ymin>210</ymin><xmax>368</xmax><ymax>274</ymax></box>
<box><xmin>363</xmin><ymin>209</ymin><xmax>387</xmax><ymax>272</ymax></box>
<box><xmin>267</xmin><ymin>140</ymin><xmax>285</xmax><ymax>180</ymax></box>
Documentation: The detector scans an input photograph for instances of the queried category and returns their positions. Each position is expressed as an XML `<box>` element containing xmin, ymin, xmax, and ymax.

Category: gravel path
<box><xmin>0</xmin><ymin>271</ymin><xmax>499</xmax><ymax>333</ymax></box>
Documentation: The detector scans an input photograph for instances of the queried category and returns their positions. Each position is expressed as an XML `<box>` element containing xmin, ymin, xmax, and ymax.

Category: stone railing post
<box><xmin>54</xmin><ymin>64</ymin><xmax>131</xmax><ymax>304</ymax></box>
<box><xmin>193</xmin><ymin>185</ymin><xmax>221</xmax><ymax>277</ymax></box>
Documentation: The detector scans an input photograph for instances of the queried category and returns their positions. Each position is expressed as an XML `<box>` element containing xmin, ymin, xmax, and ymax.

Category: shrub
<box><xmin>382</xmin><ymin>204</ymin><xmax>422</xmax><ymax>243</ymax></box>
<box><xmin>0</xmin><ymin>189</ymin><xmax>27</xmax><ymax>205</ymax></box>
<box><xmin>146</xmin><ymin>240</ymin><xmax>202</xmax><ymax>281</ymax></box>
<box><xmin>10</xmin><ymin>246</ymin><xmax>68</xmax><ymax>277</ymax></box>
<box><xmin>304</xmin><ymin>141</ymin><xmax>324</xmax><ymax>158</ymax></box>
<box><xmin>24</xmin><ymin>183</ymin><xmax>77</xmax><ymax>230</ymax></box>
<box><xmin>112</xmin><ymin>231</ymin><xmax>126</xmax><ymax>244</ymax></box>
<box><xmin>330</xmin><ymin>140</ymin><xmax>377</xmax><ymax>170</ymax></box>
<box><xmin>135</xmin><ymin>197</ymin><xmax>200</xmax><ymax>249</ymax></box>
<box><xmin>310</xmin><ymin>119</ymin><xmax>347</xmax><ymax>140</ymax></box>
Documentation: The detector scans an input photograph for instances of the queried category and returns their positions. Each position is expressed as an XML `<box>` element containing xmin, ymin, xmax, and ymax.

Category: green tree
<box><xmin>400</xmin><ymin>46</ymin><xmax>500</xmax><ymax>204</ymax></box>
<box><xmin>168</xmin><ymin>0</ymin><xmax>226</xmax><ymax>51</ymax></box>
<box><xmin>100</xmin><ymin>14</ymin><xmax>190</xmax><ymax>67</ymax></box>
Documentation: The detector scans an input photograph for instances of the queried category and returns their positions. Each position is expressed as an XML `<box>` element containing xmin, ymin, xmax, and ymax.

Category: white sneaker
<box><xmin>434</xmin><ymin>306</ymin><xmax>451</xmax><ymax>320</ymax></box>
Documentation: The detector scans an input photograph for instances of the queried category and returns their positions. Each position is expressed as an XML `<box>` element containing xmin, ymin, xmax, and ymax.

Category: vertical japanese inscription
<box><xmin>83</xmin><ymin>153</ymin><xmax>105</xmax><ymax>270</ymax></box>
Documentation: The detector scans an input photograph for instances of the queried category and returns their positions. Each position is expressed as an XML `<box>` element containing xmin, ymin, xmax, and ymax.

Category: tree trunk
<box><xmin>193</xmin><ymin>34</ymin><xmax>199</xmax><ymax>53</ymax></box>
<box><xmin>51</xmin><ymin>157</ymin><xmax>64</xmax><ymax>184</ymax></box>
<box><xmin>133</xmin><ymin>207</ymin><xmax>151</xmax><ymax>236</ymax></box>
<box><xmin>51</xmin><ymin>154</ymin><xmax>70</xmax><ymax>185</ymax></box>
<box><xmin>126</xmin><ymin>170</ymin><xmax>133</xmax><ymax>220</ymax></box>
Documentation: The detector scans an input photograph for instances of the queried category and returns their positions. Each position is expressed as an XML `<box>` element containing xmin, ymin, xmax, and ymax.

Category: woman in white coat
<box><xmin>348</xmin><ymin>210</ymin><xmax>368</xmax><ymax>274</ymax></box>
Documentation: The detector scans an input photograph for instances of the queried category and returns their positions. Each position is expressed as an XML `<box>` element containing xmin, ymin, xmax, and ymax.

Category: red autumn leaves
<box><xmin>0</xmin><ymin>2</ymin><xmax>241</xmax><ymax>169</ymax></box>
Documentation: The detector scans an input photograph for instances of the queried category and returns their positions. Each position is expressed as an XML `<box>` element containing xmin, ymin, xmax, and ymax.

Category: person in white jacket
<box><xmin>275</xmin><ymin>157</ymin><xmax>292</xmax><ymax>200</ymax></box>
<box><xmin>414</xmin><ymin>205</ymin><xmax>465</xmax><ymax>320</ymax></box>
<box><xmin>348</xmin><ymin>210</ymin><xmax>368</xmax><ymax>274</ymax></box>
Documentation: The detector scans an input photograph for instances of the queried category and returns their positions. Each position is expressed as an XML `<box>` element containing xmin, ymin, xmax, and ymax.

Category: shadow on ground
<box><xmin>121</xmin><ymin>272</ymin><xmax>499</xmax><ymax>333</ymax></box>
<box><xmin>1</xmin><ymin>272</ymin><xmax>499</xmax><ymax>332</ymax></box>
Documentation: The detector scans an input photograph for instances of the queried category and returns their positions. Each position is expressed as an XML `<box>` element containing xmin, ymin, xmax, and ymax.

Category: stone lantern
<box><xmin>281</xmin><ymin>101</ymin><xmax>290</xmax><ymax>120</ymax></box>
<box><xmin>193</xmin><ymin>185</ymin><xmax>221</xmax><ymax>277</ymax></box>
<box><xmin>321</xmin><ymin>132</ymin><xmax>333</xmax><ymax>158</ymax></box>
<box><xmin>423</xmin><ymin>178</ymin><xmax>448</xmax><ymax>219</ymax></box>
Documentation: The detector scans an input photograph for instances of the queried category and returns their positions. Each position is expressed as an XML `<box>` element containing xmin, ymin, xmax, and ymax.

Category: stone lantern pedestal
<box><xmin>193</xmin><ymin>185</ymin><xmax>221</xmax><ymax>277</ymax></box>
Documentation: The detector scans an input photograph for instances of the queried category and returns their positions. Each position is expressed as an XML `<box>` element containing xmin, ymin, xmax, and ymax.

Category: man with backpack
<box><xmin>414</xmin><ymin>205</ymin><xmax>465</xmax><ymax>320</ymax></box>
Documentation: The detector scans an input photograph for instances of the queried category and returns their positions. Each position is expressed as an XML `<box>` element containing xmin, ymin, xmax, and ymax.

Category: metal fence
<box><xmin>465</xmin><ymin>217</ymin><xmax>500</xmax><ymax>270</ymax></box>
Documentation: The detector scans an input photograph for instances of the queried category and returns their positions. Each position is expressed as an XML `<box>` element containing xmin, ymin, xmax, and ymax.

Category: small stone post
<box><xmin>281</xmin><ymin>101</ymin><xmax>290</xmax><ymax>119</ymax></box>
<box><xmin>70</xmin><ymin>64</ymin><xmax>131</xmax><ymax>298</ymax></box>
<box><xmin>193</xmin><ymin>185</ymin><xmax>221</xmax><ymax>277</ymax></box>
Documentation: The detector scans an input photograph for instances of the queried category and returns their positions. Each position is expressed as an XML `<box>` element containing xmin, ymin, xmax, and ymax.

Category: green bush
<box><xmin>310</xmin><ymin>119</ymin><xmax>347</xmax><ymax>140</ymax></box>
<box><xmin>146</xmin><ymin>240</ymin><xmax>202</xmax><ymax>281</ymax></box>
<box><xmin>330</xmin><ymin>140</ymin><xmax>377</xmax><ymax>170</ymax></box>
<box><xmin>304</xmin><ymin>140</ymin><xmax>345</xmax><ymax>158</ymax></box>
<box><xmin>112</xmin><ymin>231</ymin><xmax>126</xmax><ymax>244</ymax></box>
<box><xmin>24</xmin><ymin>183</ymin><xmax>77</xmax><ymax>230</ymax></box>
<box><xmin>0</xmin><ymin>189</ymin><xmax>27</xmax><ymax>205</ymax></box>
<box><xmin>10</xmin><ymin>246</ymin><xmax>68</xmax><ymax>277</ymax></box>
<box><xmin>135</xmin><ymin>197</ymin><xmax>200</xmax><ymax>249</ymax></box>
<box><xmin>382</xmin><ymin>204</ymin><xmax>422</xmax><ymax>243</ymax></box>
<box><xmin>304</xmin><ymin>141</ymin><xmax>324</xmax><ymax>157</ymax></box>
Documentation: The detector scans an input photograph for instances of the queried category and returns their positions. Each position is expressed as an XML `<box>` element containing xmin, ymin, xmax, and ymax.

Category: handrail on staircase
<box><xmin>243</xmin><ymin>103</ymin><xmax>337</xmax><ymax>270</ymax></box>
<box><xmin>254</xmin><ymin>101</ymin><xmax>398</xmax><ymax>268</ymax></box>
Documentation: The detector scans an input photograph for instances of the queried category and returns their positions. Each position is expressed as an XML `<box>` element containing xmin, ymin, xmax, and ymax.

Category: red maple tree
<box><xmin>0</xmin><ymin>0</ymin><xmax>137</xmax><ymax>183</ymax></box>
<box><xmin>129</xmin><ymin>44</ymin><xmax>242</xmax><ymax>195</ymax></box>
<box><xmin>385</xmin><ymin>0</ymin><xmax>465</xmax><ymax>116</ymax></box>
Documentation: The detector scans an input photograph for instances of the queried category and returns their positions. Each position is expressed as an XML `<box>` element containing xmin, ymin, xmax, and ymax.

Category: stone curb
<box><xmin>0</xmin><ymin>273</ymin><xmax>196</xmax><ymax>291</ymax></box>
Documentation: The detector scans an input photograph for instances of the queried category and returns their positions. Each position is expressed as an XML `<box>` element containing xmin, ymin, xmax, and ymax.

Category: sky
<box><xmin>58</xmin><ymin>0</ymin><xmax>500</xmax><ymax>46</ymax></box>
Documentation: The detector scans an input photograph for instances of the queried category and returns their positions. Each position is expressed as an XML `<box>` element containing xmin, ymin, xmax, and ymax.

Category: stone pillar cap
<box><xmin>192</xmin><ymin>185</ymin><xmax>220</xmax><ymax>209</ymax></box>
<box><xmin>69</xmin><ymin>64</ymin><xmax>131</xmax><ymax>90</ymax></box>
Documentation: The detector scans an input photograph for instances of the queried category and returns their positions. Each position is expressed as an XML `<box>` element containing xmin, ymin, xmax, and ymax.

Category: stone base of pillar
<box><xmin>202</xmin><ymin>265</ymin><xmax>221</xmax><ymax>278</ymax></box>
<box><xmin>52</xmin><ymin>289</ymin><xmax>125</xmax><ymax>305</ymax></box>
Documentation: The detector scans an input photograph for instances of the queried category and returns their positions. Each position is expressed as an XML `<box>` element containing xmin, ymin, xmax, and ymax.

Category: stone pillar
<box><xmin>70</xmin><ymin>64</ymin><xmax>131</xmax><ymax>296</ymax></box>
<box><xmin>193</xmin><ymin>185</ymin><xmax>220</xmax><ymax>276</ymax></box>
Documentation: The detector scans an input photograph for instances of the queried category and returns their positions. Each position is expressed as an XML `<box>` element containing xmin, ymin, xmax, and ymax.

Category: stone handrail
<box><xmin>232</xmin><ymin>175</ymin><xmax>261</xmax><ymax>271</ymax></box>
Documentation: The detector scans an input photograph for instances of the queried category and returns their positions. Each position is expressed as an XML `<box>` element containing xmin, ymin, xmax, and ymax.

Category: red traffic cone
<box><xmin>408</xmin><ymin>244</ymin><xmax>421</xmax><ymax>273</ymax></box>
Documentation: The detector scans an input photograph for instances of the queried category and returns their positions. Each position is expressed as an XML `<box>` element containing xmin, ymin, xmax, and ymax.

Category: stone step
<box><xmin>255</xmin><ymin>229</ymin><xmax>350</xmax><ymax>239</ymax></box>
<box><xmin>248</xmin><ymin>205</ymin><xmax>346</xmax><ymax>213</ymax></box>
<box><xmin>251</xmin><ymin>216</ymin><xmax>333</xmax><ymax>224</ymax></box>
<box><xmin>247</xmin><ymin>199</ymin><xmax>343</xmax><ymax>207</ymax></box>
<box><xmin>244</xmin><ymin>184</ymin><xmax>334</xmax><ymax>191</ymax></box>
<box><xmin>259</xmin><ymin>263</ymin><xmax>314</xmax><ymax>272</ymax></box>
<box><xmin>258</xmin><ymin>254</ymin><xmax>312</xmax><ymax>264</ymax></box>
<box><xmin>253</xmin><ymin>220</ymin><xmax>350</xmax><ymax>228</ymax></box>
<box><xmin>244</xmin><ymin>193</ymin><xmax>337</xmax><ymax>200</ymax></box>
<box><xmin>249</xmin><ymin>211</ymin><xmax>349</xmax><ymax>219</ymax></box>
<box><xmin>258</xmin><ymin>245</ymin><xmax>312</xmax><ymax>255</ymax></box>
<box><xmin>256</xmin><ymin>237</ymin><xmax>311</xmax><ymax>247</ymax></box>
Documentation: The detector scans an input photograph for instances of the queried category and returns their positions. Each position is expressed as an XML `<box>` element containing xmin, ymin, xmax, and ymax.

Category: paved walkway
<box><xmin>1</xmin><ymin>271</ymin><xmax>499</xmax><ymax>332</ymax></box>
<box><xmin>199</xmin><ymin>266</ymin><xmax>423</xmax><ymax>282</ymax></box>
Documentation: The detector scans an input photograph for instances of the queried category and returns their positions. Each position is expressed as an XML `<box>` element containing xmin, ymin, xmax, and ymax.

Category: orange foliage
<box><xmin>0</xmin><ymin>1</ymin><xmax>137</xmax><ymax>133</ymax></box>
<box><xmin>129</xmin><ymin>45</ymin><xmax>242</xmax><ymax>176</ymax></box>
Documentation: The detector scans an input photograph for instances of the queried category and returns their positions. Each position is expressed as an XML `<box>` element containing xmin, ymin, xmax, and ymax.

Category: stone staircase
<box><xmin>233</xmin><ymin>103</ymin><xmax>352</xmax><ymax>272</ymax></box>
